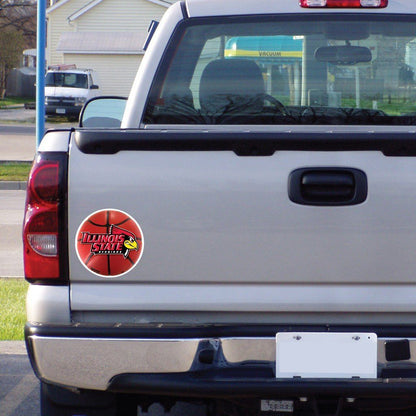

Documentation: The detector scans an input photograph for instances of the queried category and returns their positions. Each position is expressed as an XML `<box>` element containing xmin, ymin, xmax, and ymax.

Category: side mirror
<box><xmin>90</xmin><ymin>84</ymin><xmax>99</xmax><ymax>90</ymax></box>
<box><xmin>79</xmin><ymin>96</ymin><xmax>127</xmax><ymax>127</ymax></box>
<box><xmin>315</xmin><ymin>45</ymin><xmax>372</xmax><ymax>66</ymax></box>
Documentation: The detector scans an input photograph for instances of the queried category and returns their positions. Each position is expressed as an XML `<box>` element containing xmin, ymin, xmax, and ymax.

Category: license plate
<box><xmin>56</xmin><ymin>108</ymin><xmax>66</xmax><ymax>114</ymax></box>
<box><xmin>261</xmin><ymin>400</ymin><xmax>294</xmax><ymax>413</ymax></box>
<box><xmin>276</xmin><ymin>332</ymin><xmax>377</xmax><ymax>379</ymax></box>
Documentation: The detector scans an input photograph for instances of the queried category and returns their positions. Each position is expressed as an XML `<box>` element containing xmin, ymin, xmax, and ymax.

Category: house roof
<box><xmin>67</xmin><ymin>0</ymin><xmax>103</xmax><ymax>22</ymax></box>
<box><xmin>146</xmin><ymin>0</ymin><xmax>176</xmax><ymax>7</ymax></box>
<box><xmin>47</xmin><ymin>0</ymin><xmax>72</xmax><ymax>14</ymax></box>
<box><xmin>56</xmin><ymin>31</ymin><xmax>147</xmax><ymax>54</ymax></box>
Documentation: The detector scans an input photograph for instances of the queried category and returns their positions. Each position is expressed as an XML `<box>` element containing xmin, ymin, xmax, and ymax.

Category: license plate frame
<box><xmin>276</xmin><ymin>332</ymin><xmax>377</xmax><ymax>379</ymax></box>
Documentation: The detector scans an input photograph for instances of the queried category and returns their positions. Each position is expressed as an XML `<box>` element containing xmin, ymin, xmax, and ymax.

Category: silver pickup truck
<box><xmin>24</xmin><ymin>0</ymin><xmax>416</xmax><ymax>415</ymax></box>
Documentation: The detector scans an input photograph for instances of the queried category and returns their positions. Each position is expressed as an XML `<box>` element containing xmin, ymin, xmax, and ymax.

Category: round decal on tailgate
<box><xmin>76</xmin><ymin>209</ymin><xmax>144</xmax><ymax>278</ymax></box>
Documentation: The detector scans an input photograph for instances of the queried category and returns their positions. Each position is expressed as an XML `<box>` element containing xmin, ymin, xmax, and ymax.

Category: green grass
<box><xmin>341</xmin><ymin>98</ymin><xmax>416</xmax><ymax>115</ymax></box>
<box><xmin>273</xmin><ymin>94</ymin><xmax>416</xmax><ymax>115</ymax></box>
<box><xmin>0</xmin><ymin>279</ymin><xmax>28</xmax><ymax>340</ymax></box>
<box><xmin>0</xmin><ymin>162</ymin><xmax>31</xmax><ymax>181</ymax></box>
<box><xmin>0</xmin><ymin>96</ymin><xmax>32</xmax><ymax>108</ymax></box>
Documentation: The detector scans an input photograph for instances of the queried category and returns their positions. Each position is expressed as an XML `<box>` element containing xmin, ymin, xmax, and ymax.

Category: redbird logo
<box><xmin>80</xmin><ymin>225</ymin><xmax>139</xmax><ymax>259</ymax></box>
<box><xmin>76</xmin><ymin>209</ymin><xmax>144</xmax><ymax>278</ymax></box>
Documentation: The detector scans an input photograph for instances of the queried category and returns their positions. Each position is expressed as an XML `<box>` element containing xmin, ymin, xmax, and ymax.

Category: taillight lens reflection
<box><xmin>27</xmin><ymin>234</ymin><xmax>58</xmax><ymax>256</ymax></box>
<box><xmin>26</xmin><ymin>209</ymin><xmax>58</xmax><ymax>256</ymax></box>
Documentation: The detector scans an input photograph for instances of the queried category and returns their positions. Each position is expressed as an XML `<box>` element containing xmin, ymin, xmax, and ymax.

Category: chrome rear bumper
<box><xmin>26</xmin><ymin>324</ymin><xmax>416</xmax><ymax>393</ymax></box>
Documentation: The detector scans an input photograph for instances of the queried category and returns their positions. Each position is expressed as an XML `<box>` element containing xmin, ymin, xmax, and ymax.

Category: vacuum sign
<box><xmin>225</xmin><ymin>36</ymin><xmax>303</xmax><ymax>62</ymax></box>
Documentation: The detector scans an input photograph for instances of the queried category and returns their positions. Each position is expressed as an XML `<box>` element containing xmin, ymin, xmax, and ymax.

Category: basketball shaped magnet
<box><xmin>76</xmin><ymin>209</ymin><xmax>144</xmax><ymax>278</ymax></box>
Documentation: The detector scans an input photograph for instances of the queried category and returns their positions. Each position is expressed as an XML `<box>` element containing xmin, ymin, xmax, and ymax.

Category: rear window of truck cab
<box><xmin>143</xmin><ymin>14</ymin><xmax>416</xmax><ymax>126</ymax></box>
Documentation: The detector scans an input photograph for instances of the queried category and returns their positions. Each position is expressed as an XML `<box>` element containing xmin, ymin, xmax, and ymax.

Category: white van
<box><xmin>45</xmin><ymin>65</ymin><xmax>100</xmax><ymax>120</ymax></box>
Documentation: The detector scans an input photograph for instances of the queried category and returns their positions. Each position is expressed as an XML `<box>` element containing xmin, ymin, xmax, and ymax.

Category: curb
<box><xmin>0</xmin><ymin>160</ymin><xmax>31</xmax><ymax>164</ymax></box>
<box><xmin>0</xmin><ymin>104</ymin><xmax>25</xmax><ymax>110</ymax></box>
<box><xmin>0</xmin><ymin>181</ymin><xmax>27</xmax><ymax>190</ymax></box>
<box><xmin>0</xmin><ymin>341</ymin><xmax>27</xmax><ymax>355</ymax></box>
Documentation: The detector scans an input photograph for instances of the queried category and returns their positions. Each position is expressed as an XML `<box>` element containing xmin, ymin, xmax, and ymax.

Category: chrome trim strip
<box><xmin>70</xmin><ymin>283</ymin><xmax>416</xmax><ymax>313</ymax></box>
<box><xmin>29</xmin><ymin>336</ymin><xmax>416</xmax><ymax>391</ymax></box>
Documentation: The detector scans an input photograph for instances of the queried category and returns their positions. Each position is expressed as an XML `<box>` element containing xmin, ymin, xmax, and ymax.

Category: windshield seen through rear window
<box><xmin>45</xmin><ymin>72</ymin><xmax>88</xmax><ymax>89</ymax></box>
<box><xmin>143</xmin><ymin>14</ymin><xmax>416</xmax><ymax>126</ymax></box>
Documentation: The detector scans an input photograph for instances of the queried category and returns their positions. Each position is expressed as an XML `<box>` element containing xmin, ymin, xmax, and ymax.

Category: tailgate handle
<box><xmin>289</xmin><ymin>168</ymin><xmax>367</xmax><ymax>206</ymax></box>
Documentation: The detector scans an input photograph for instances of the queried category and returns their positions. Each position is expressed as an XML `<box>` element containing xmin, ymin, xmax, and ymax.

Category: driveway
<box><xmin>0</xmin><ymin>108</ymin><xmax>76</xmax><ymax>162</ymax></box>
<box><xmin>0</xmin><ymin>190</ymin><xmax>26</xmax><ymax>277</ymax></box>
<box><xmin>0</xmin><ymin>107</ymin><xmax>36</xmax><ymax>124</ymax></box>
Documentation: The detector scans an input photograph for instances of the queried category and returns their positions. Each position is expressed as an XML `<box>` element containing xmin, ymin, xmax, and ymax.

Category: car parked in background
<box><xmin>45</xmin><ymin>65</ymin><xmax>100</xmax><ymax>121</ymax></box>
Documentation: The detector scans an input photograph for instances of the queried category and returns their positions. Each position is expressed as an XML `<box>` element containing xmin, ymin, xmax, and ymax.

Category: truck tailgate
<box><xmin>68</xmin><ymin>130</ymin><xmax>416</xmax><ymax>319</ymax></box>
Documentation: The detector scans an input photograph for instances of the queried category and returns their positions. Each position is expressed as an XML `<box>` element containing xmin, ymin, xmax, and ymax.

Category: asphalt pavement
<box><xmin>0</xmin><ymin>107</ymin><xmax>36</xmax><ymax>162</ymax></box>
<box><xmin>0</xmin><ymin>107</ymin><xmax>74</xmax><ymax>165</ymax></box>
<box><xmin>0</xmin><ymin>126</ymin><xmax>36</xmax><ymax>164</ymax></box>
<box><xmin>0</xmin><ymin>190</ymin><xmax>25</xmax><ymax>278</ymax></box>
<box><xmin>0</xmin><ymin>343</ymin><xmax>40</xmax><ymax>416</ymax></box>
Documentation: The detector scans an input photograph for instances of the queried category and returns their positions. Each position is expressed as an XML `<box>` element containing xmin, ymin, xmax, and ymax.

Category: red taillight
<box><xmin>30</xmin><ymin>161</ymin><xmax>60</xmax><ymax>201</ymax></box>
<box><xmin>23</xmin><ymin>153</ymin><xmax>67</xmax><ymax>283</ymax></box>
<box><xmin>300</xmin><ymin>0</ymin><xmax>388</xmax><ymax>7</ymax></box>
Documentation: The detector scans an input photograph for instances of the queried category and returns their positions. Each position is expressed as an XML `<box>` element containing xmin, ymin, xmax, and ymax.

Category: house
<box><xmin>46</xmin><ymin>0</ymin><xmax>176</xmax><ymax>96</ymax></box>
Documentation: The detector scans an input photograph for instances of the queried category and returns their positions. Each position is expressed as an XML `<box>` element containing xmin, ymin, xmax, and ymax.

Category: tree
<box><xmin>0</xmin><ymin>1</ymin><xmax>37</xmax><ymax>98</ymax></box>
<box><xmin>0</xmin><ymin>1</ymin><xmax>37</xmax><ymax>47</ymax></box>
<box><xmin>0</xmin><ymin>29</ymin><xmax>24</xmax><ymax>98</ymax></box>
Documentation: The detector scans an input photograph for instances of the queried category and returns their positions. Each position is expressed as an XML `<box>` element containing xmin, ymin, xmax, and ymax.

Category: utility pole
<box><xmin>36</xmin><ymin>0</ymin><xmax>46</xmax><ymax>148</ymax></box>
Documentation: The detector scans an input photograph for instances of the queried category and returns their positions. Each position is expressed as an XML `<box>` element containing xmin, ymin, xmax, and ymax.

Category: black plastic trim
<box><xmin>385</xmin><ymin>339</ymin><xmax>411</xmax><ymax>362</ymax></box>
<box><xmin>143</xmin><ymin>20</ymin><xmax>160</xmax><ymax>51</ymax></box>
<box><xmin>108</xmin><ymin>372</ymin><xmax>416</xmax><ymax>398</ymax></box>
<box><xmin>289</xmin><ymin>167</ymin><xmax>367</xmax><ymax>206</ymax></box>
<box><xmin>74</xmin><ymin>130</ymin><xmax>416</xmax><ymax>157</ymax></box>
<box><xmin>24</xmin><ymin>323</ymin><xmax>416</xmax><ymax>340</ymax></box>
<box><xmin>180</xmin><ymin>1</ymin><xmax>189</xmax><ymax>19</ymax></box>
